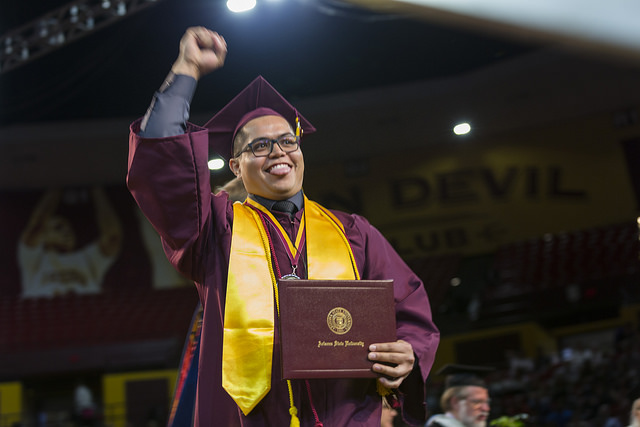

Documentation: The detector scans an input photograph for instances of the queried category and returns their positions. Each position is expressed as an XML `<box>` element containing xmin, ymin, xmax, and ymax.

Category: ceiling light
<box><xmin>208</xmin><ymin>158</ymin><xmax>226</xmax><ymax>170</ymax></box>
<box><xmin>453</xmin><ymin>122</ymin><xmax>471</xmax><ymax>135</ymax></box>
<box><xmin>227</xmin><ymin>0</ymin><xmax>256</xmax><ymax>13</ymax></box>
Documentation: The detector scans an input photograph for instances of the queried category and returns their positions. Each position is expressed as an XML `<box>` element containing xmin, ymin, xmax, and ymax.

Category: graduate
<box><xmin>127</xmin><ymin>26</ymin><xmax>440</xmax><ymax>426</ymax></box>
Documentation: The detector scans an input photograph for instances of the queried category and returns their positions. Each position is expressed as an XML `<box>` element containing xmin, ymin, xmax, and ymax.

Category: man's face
<box><xmin>229</xmin><ymin>115</ymin><xmax>304</xmax><ymax>200</ymax></box>
<box><xmin>452</xmin><ymin>386</ymin><xmax>490</xmax><ymax>427</ymax></box>
<box><xmin>380</xmin><ymin>406</ymin><xmax>398</xmax><ymax>427</ymax></box>
<box><xmin>632</xmin><ymin>398</ymin><xmax>640</xmax><ymax>426</ymax></box>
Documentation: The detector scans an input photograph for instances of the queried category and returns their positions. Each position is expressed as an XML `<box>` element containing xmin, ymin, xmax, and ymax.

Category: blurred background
<box><xmin>1</xmin><ymin>0</ymin><xmax>640</xmax><ymax>425</ymax></box>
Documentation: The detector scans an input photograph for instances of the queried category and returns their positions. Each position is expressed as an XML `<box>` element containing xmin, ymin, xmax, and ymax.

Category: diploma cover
<box><xmin>278</xmin><ymin>279</ymin><xmax>396</xmax><ymax>379</ymax></box>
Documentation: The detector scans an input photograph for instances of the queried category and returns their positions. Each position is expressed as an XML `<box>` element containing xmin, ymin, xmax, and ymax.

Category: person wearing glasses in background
<box><xmin>127</xmin><ymin>27</ymin><xmax>440</xmax><ymax>426</ymax></box>
<box><xmin>426</xmin><ymin>365</ymin><xmax>493</xmax><ymax>427</ymax></box>
<box><xmin>628</xmin><ymin>397</ymin><xmax>640</xmax><ymax>427</ymax></box>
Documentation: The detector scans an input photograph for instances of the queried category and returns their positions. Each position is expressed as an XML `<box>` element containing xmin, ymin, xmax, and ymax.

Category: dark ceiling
<box><xmin>0</xmin><ymin>0</ymin><xmax>539</xmax><ymax>127</ymax></box>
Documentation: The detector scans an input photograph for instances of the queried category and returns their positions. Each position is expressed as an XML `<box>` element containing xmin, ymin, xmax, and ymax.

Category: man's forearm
<box><xmin>139</xmin><ymin>73</ymin><xmax>198</xmax><ymax>138</ymax></box>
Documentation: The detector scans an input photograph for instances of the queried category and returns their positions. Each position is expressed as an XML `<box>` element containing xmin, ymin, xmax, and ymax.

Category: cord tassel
<box><xmin>377</xmin><ymin>381</ymin><xmax>392</xmax><ymax>397</ymax></box>
<box><xmin>289</xmin><ymin>406</ymin><xmax>300</xmax><ymax>427</ymax></box>
<box><xmin>305</xmin><ymin>379</ymin><xmax>323</xmax><ymax>426</ymax></box>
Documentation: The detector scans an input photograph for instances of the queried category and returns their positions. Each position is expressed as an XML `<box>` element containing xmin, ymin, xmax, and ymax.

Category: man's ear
<box><xmin>450</xmin><ymin>395</ymin><xmax>462</xmax><ymax>412</ymax></box>
<box><xmin>229</xmin><ymin>158</ymin><xmax>240</xmax><ymax>177</ymax></box>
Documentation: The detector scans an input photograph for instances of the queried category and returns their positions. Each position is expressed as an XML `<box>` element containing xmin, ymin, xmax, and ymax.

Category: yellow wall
<box><xmin>102</xmin><ymin>370</ymin><xmax>177</xmax><ymax>427</ymax></box>
<box><xmin>0</xmin><ymin>382</ymin><xmax>22</xmax><ymax>427</ymax></box>
<box><xmin>620</xmin><ymin>304</ymin><xmax>640</xmax><ymax>328</ymax></box>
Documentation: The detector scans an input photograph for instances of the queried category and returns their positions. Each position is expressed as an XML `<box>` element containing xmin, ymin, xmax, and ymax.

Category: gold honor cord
<box><xmin>223</xmin><ymin>197</ymin><xmax>359</xmax><ymax>416</ymax></box>
<box><xmin>245</xmin><ymin>198</ymin><xmax>305</xmax><ymax>260</ymax></box>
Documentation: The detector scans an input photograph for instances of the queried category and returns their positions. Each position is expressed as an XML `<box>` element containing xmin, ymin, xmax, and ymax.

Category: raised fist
<box><xmin>172</xmin><ymin>27</ymin><xmax>227</xmax><ymax>80</ymax></box>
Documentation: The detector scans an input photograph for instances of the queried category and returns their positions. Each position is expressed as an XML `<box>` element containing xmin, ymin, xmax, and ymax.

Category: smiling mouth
<box><xmin>267</xmin><ymin>163</ymin><xmax>291</xmax><ymax>174</ymax></box>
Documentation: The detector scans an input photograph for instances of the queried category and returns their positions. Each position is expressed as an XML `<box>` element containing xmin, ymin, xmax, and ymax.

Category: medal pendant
<box><xmin>280</xmin><ymin>273</ymin><xmax>300</xmax><ymax>280</ymax></box>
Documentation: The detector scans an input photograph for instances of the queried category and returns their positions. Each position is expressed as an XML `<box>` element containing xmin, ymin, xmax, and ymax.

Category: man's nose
<box><xmin>269</xmin><ymin>141</ymin><xmax>286</xmax><ymax>156</ymax></box>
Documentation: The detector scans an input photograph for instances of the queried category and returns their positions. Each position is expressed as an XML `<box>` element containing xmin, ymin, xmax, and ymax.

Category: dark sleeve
<box><xmin>127</xmin><ymin>118</ymin><xmax>215</xmax><ymax>282</ymax></box>
<box><xmin>139</xmin><ymin>73</ymin><xmax>197</xmax><ymax>138</ymax></box>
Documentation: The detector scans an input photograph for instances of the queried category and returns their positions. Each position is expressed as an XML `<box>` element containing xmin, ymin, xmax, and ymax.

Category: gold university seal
<box><xmin>327</xmin><ymin>307</ymin><xmax>353</xmax><ymax>335</ymax></box>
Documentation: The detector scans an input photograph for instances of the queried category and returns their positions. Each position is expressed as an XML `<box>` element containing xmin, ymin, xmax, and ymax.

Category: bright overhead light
<box><xmin>453</xmin><ymin>122</ymin><xmax>471</xmax><ymax>135</ymax></box>
<box><xmin>208</xmin><ymin>158</ymin><xmax>226</xmax><ymax>171</ymax></box>
<box><xmin>227</xmin><ymin>0</ymin><xmax>256</xmax><ymax>13</ymax></box>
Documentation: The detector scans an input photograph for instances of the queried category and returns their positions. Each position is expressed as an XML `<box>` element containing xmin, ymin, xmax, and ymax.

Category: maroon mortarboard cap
<box><xmin>204</xmin><ymin>76</ymin><xmax>316</xmax><ymax>160</ymax></box>
<box><xmin>437</xmin><ymin>364</ymin><xmax>494</xmax><ymax>389</ymax></box>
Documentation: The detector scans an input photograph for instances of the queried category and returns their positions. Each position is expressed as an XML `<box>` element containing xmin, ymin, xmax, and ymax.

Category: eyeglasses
<box><xmin>234</xmin><ymin>135</ymin><xmax>300</xmax><ymax>158</ymax></box>
<box><xmin>462</xmin><ymin>398</ymin><xmax>491</xmax><ymax>407</ymax></box>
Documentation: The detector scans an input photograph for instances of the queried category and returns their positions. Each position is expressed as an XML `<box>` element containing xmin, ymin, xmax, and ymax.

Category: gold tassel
<box><xmin>286</xmin><ymin>379</ymin><xmax>300</xmax><ymax>427</ymax></box>
<box><xmin>289</xmin><ymin>406</ymin><xmax>300</xmax><ymax>427</ymax></box>
<box><xmin>376</xmin><ymin>380</ymin><xmax>392</xmax><ymax>397</ymax></box>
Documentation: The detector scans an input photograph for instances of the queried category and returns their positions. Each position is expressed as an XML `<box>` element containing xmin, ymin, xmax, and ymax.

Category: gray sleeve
<box><xmin>139</xmin><ymin>73</ymin><xmax>198</xmax><ymax>138</ymax></box>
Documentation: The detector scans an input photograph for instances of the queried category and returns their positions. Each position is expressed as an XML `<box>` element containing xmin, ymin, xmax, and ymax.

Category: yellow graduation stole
<box><xmin>222</xmin><ymin>196</ymin><xmax>359</xmax><ymax>416</ymax></box>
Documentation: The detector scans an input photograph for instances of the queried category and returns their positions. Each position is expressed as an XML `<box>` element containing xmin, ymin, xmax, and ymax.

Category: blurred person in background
<box><xmin>381</xmin><ymin>398</ymin><xmax>400</xmax><ymax>427</ymax></box>
<box><xmin>426</xmin><ymin>365</ymin><xmax>493</xmax><ymax>427</ymax></box>
<box><xmin>628</xmin><ymin>397</ymin><xmax>640</xmax><ymax>427</ymax></box>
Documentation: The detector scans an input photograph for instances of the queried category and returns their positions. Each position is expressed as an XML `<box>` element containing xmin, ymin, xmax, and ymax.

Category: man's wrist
<box><xmin>171</xmin><ymin>59</ymin><xmax>200</xmax><ymax>80</ymax></box>
<box><xmin>158</xmin><ymin>71</ymin><xmax>176</xmax><ymax>93</ymax></box>
<box><xmin>156</xmin><ymin>73</ymin><xmax>197</xmax><ymax>103</ymax></box>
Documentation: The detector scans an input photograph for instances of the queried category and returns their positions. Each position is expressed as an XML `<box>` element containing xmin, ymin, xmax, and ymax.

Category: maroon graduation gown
<box><xmin>127</xmin><ymin>119</ymin><xmax>440</xmax><ymax>426</ymax></box>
